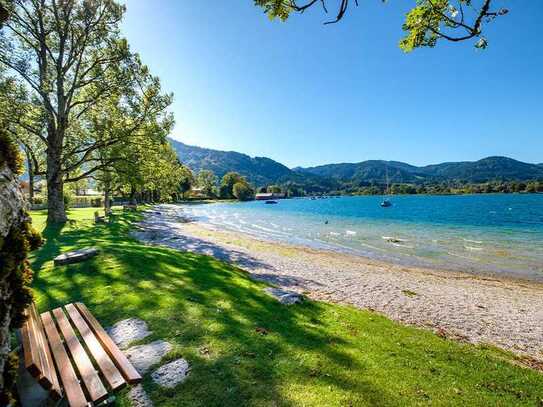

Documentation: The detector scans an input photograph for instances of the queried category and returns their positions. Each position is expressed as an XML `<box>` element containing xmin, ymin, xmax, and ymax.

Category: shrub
<box><xmin>91</xmin><ymin>198</ymin><xmax>102</xmax><ymax>207</ymax></box>
<box><xmin>233</xmin><ymin>182</ymin><xmax>255</xmax><ymax>201</ymax></box>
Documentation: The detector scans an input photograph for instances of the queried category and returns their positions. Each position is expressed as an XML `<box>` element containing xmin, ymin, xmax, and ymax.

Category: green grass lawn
<box><xmin>29</xmin><ymin>207</ymin><xmax>543</xmax><ymax>406</ymax></box>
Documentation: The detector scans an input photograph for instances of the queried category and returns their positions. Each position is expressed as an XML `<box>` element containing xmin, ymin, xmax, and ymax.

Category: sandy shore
<box><xmin>133</xmin><ymin>205</ymin><xmax>543</xmax><ymax>363</ymax></box>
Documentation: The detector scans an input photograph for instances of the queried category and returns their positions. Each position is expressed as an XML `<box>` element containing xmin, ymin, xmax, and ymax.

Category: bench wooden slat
<box><xmin>20</xmin><ymin>322</ymin><xmax>40</xmax><ymax>378</ymax></box>
<box><xmin>41</xmin><ymin>311</ymin><xmax>88</xmax><ymax>407</ymax></box>
<box><xmin>74</xmin><ymin>303</ymin><xmax>142</xmax><ymax>384</ymax></box>
<box><xmin>23</xmin><ymin>303</ymin><xmax>63</xmax><ymax>400</ymax></box>
<box><xmin>53</xmin><ymin>307</ymin><xmax>108</xmax><ymax>402</ymax></box>
<box><xmin>22</xmin><ymin>305</ymin><xmax>46</xmax><ymax>381</ymax></box>
<box><xmin>31</xmin><ymin>304</ymin><xmax>62</xmax><ymax>401</ymax></box>
<box><xmin>65</xmin><ymin>304</ymin><xmax>126</xmax><ymax>390</ymax></box>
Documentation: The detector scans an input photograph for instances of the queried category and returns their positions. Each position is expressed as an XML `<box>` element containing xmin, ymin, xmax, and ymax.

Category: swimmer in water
<box><xmin>324</xmin><ymin>220</ymin><xmax>329</xmax><ymax>224</ymax></box>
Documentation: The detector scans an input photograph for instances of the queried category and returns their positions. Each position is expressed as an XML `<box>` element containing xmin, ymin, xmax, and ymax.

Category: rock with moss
<box><xmin>0</xmin><ymin>133</ymin><xmax>42</xmax><ymax>405</ymax></box>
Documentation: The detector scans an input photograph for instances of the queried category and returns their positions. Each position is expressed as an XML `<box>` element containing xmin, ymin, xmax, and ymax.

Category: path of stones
<box><xmin>106</xmin><ymin>318</ymin><xmax>190</xmax><ymax>406</ymax></box>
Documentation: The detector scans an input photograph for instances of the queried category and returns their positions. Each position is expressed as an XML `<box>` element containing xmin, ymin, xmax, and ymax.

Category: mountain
<box><xmin>170</xmin><ymin>138</ymin><xmax>542</xmax><ymax>189</ymax></box>
<box><xmin>297</xmin><ymin>160</ymin><xmax>425</xmax><ymax>185</ymax></box>
<box><xmin>169</xmin><ymin>138</ymin><xmax>336</xmax><ymax>190</ymax></box>
<box><xmin>419</xmin><ymin>157</ymin><xmax>543</xmax><ymax>183</ymax></box>
<box><xmin>298</xmin><ymin>156</ymin><xmax>543</xmax><ymax>186</ymax></box>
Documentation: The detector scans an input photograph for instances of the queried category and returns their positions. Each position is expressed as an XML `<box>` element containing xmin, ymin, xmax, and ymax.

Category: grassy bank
<box><xmin>29</xmin><ymin>207</ymin><xmax>542</xmax><ymax>406</ymax></box>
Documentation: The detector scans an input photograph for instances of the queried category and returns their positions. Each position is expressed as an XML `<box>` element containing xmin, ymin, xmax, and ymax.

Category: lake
<box><xmin>178</xmin><ymin>194</ymin><xmax>543</xmax><ymax>281</ymax></box>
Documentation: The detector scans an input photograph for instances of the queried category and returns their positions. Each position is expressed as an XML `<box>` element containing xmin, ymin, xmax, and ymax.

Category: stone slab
<box><xmin>106</xmin><ymin>318</ymin><xmax>152</xmax><ymax>350</ymax></box>
<box><xmin>127</xmin><ymin>383</ymin><xmax>154</xmax><ymax>407</ymax></box>
<box><xmin>124</xmin><ymin>340</ymin><xmax>172</xmax><ymax>374</ymax></box>
<box><xmin>264</xmin><ymin>287</ymin><xmax>304</xmax><ymax>305</ymax></box>
<box><xmin>53</xmin><ymin>247</ymin><xmax>98</xmax><ymax>266</ymax></box>
<box><xmin>151</xmin><ymin>358</ymin><xmax>190</xmax><ymax>388</ymax></box>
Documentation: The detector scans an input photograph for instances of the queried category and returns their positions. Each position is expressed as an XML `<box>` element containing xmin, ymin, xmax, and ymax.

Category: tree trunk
<box><xmin>129</xmin><ymin>185</ymin><xmax>136</xmax><ymax>205</ymax></box>
<box><xmin>25</xmin><ymin>149</ymin><xmax>34</xmax><ymax>205</ymax></box>
<box><xmin>0</xmin><ymin>160</ymin><xmax>31</xmax><ymax>401</ymax></box>
<box><xmin>103</xmin><ymin>181</ymin><xmax>111</xmax><ymax>213</ymax></box>
<box><xmin>46</xmin><ymin>141</ymin><xmax>67</xmax><ymax>223</ymax></box>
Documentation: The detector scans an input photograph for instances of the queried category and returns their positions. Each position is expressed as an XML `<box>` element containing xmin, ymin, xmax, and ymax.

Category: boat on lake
<box><xmin>381</xmin><ymin>166</ymin><xmax>393</xmax><ymax>207</ymax></box>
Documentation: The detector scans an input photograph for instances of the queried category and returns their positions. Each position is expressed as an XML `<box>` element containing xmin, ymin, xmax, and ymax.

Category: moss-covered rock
<box><xmin>0</xmin><ymin>133</ymin><xmax>41</xmax><ymax>405</ymax></box>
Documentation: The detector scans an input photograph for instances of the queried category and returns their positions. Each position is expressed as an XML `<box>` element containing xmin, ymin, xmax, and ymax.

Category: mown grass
<box><xmin>29</xmin><ymin>207</ymin><xmax>543</xmax><ymax>406</ymax></box>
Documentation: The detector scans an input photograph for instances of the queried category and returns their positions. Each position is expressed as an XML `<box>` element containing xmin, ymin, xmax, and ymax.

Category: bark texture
<box><xmin>0</xmin><ymin>136</ymin><xmax>41</xmax><ymax>404</ymax></box>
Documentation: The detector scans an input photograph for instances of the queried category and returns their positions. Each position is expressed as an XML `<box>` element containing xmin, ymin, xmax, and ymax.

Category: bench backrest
<box><xmin>20</xmin><ymin>302</ymin><xmax>62</xmax><ymax>400</ymax></box>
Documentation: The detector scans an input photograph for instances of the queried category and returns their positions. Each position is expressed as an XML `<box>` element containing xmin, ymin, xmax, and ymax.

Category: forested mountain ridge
<box><xmin>168</xmin><ymin>138</ymin><xmax>336</xmax><ymax>191</ymax></box>
<box><xmin>298</xmin><ymin>156</ymin><xmax>543</xmax><ymax>185</ymax></box>
<box><xmin>169</xmin><ymin>139</ymin><xmax>543</xmax><ymax>189</ymax></box>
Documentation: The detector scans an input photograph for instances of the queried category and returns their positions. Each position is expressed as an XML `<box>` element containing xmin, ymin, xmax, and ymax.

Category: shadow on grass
<box><xmin>30</xmin><ymin>211</ymin><xmax>395</xmax><ymax>406</ymax></box>
<box><xmin>30</xmin><ymin>210</ymin><xmax>543</xmax><ymax>406</ymax></box>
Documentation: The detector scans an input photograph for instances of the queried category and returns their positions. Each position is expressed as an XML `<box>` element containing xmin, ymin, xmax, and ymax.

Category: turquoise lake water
<box><xmin>178</xmin><ymin>194</ymin><xmax>543</xmax><ymax>281</ymax></box>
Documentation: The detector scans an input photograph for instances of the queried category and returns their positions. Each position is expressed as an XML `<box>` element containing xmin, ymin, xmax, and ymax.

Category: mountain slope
<box><xmin>298</xmin><ymin>156</ymin><xmax>543</xmax><ymax>185</ymax></box>
<box><xmin>169</xmin><ymin>138</ymin><xmax>336</xmax><ymax>190</ymax></box>
<box><xmin>419</xmin><ymin>156</ymin><xmax>543</xmax><ymax>183</ymax></box>
<box><xmin>170</xmin><ymin>139</ymin><xmax>292</xmax><ymax>185</ymax></box>
<box><xmin>170</xmin><ymin>138</ymin><xmax>542</xmax><ymax>188</ymax></box>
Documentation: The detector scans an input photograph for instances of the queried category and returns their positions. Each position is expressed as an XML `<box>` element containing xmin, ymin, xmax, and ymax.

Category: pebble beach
<box><xmin>133</xmin><ymin>205</ymin><xmax>543</xmax><ymax>364</ymax></box>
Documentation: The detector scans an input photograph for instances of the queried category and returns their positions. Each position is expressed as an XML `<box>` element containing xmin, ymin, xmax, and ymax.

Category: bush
<box><xmin>233</xmin><ymin>182</ymin><xmax>255</xmax><ymax>201</ymax></box>
<box><xmin>91</xmin><ymin>198</ymin><xmax>102</xmax><ymax>207</ymax></box>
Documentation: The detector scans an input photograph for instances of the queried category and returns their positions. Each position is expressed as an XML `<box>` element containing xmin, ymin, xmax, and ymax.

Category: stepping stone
<box><xmin>106</xmin><ymin>318</ymin><xmax>151</xmax><ymax>349</ymax></box>
<box><xmin>124</xmin><ymin>340</ymin><xmax>172</xmax><ymax>374</ymax></box>
<box><xmin>128</xmin><ymin>384</ymin><xmax>153</xmax><ymax>407</ymax></box>
<box><xmin>151</xmin><ymin>358</ymin><xmax>190</xmax><ymax>388</ymax></box>
<box><xmin>53</xmin><ymin>247</ymin><xmax>98</xmax><ymax>266</ymax></box>
<box><xmin>264</xmin><ymin>287</ymin><xmax>304</xmax><ymax>305</ymax></box>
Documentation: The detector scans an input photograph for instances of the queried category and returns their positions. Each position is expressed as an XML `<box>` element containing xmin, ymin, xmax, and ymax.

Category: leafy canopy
<box><xmin>255</xmin><ymin>0</ymin><xmax>508</xmax><ymax>51</ymax></box>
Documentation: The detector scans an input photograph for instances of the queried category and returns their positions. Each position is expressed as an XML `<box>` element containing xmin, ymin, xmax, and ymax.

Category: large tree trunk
<box><xmin>0</xmin><ymin>160</ymin><xmax>32</xmax><ymax>402</ymax></box>
<box><xmin>46</xmin><ymin>140</ymin><xmax>67</xmax><ymax>223</ymax></box>
<box><xmin>0</xmin><ymin>163</ymin><xmax>24</xmax><ymax>395</ymax></box>
<box><xmin>25</xmin><ymin>149</ymin><xmax>34</xmax><ymax>205</ymax></box>
<box><xmin>103</xmin><ymin>180</ymin><xmax>111</xmax><ymax>213</ymax></box>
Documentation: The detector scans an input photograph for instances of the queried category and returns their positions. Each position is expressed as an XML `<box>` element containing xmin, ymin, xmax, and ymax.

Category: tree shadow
<box><xmin>28</xmin><ymin>210</ymin><xmax>402</xmax><ymax>405</ymax></box>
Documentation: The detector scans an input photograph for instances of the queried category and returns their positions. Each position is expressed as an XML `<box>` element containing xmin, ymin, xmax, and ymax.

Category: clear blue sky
<box><xmin>121</xmin><ymin>1</ymin><xmax>542</xmax><ymax>168</ymax></box>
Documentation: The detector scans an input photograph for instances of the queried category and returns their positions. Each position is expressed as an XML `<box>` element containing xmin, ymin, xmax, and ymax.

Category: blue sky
<box><xmin>121</xmin><ymin>1</ymin><xmax>542</xmax><ymax>168</ymax></box>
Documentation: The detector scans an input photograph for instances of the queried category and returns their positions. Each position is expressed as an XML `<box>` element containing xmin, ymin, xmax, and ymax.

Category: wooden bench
<box><xmin>20</xmin><ymin>302</ymin><xmax>141</xmax><ymax>407</ymax></box>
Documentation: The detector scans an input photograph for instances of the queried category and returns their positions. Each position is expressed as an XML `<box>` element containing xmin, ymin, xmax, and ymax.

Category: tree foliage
<box><xmin>0</xmin><ymin>0</ymin><xmax>173</xmax><ymax>222</ymax></box>
<box><xmin>233</xmin><ymin>181</ymin><xmax>255</xmax><ymax>201</ymax></box>
<box><xmin>196</xmin><ymin>169</ymin><xmax>218</xmax><ymax>197</ymax></box>
<box><xmin>255</xmin><ymin>0</ymin><xmax>508</xmax><ymax>51</ymax></box>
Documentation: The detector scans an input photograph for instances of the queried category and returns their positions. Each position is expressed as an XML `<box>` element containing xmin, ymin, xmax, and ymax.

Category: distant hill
<box><xmin>169</xmin><ymin>138</ymin><xmax>336</xmax><ymax>190</ymax></box>
<box><xmin>169</xmin><ymin>138</ymin><xmax>543</xmax><ymax>189</ymax></box>
<box><xmin>298</xmin><ymin>156</ymin><xmax>543</xmax><ymax>186</ymax></box>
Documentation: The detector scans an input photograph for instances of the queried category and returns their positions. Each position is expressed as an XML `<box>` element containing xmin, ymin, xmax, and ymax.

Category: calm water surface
<box><xmin>177</xmin><ymin>195</ymin><xmax>543</xmax><ymax>281</ymax></box>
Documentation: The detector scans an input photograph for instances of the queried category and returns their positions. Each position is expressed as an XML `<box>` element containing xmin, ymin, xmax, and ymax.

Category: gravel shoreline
<box><xmin>133</xmin><ymin>205</ymin><xmax>543</xmax><ymax>362</ymax></box>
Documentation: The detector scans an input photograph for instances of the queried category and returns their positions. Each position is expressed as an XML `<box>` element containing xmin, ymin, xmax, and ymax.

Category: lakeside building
<box><xmin>255</xmin><ymin>192</ymin><xmax>286</xmax><ymax>200</ymax></box>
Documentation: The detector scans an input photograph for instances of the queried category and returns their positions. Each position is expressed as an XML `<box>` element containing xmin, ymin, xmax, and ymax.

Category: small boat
<box><xmin>380</xmin><ymin>199</ymin><xmax>392</xmax><ymax>207</ymax></box>
<box><xmin>381</xmin><ymin>165</ymin><xmax>393</xmax><ymax>208</ymax></box>
<box><xmin>265</xmin><ymin>200</ymin><xmax>278</xmax><ymax>204</ymax></box>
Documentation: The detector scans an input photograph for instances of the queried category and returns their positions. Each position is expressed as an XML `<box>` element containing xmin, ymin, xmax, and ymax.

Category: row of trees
<box><xmin>194</xmin><ymin>170</ymin><xmax>255</xmax><ymax>201</ymax></box>
<box><xmin>0</xmin><ymin>0</ymin><xmax>190</xmax><ymax>223</ymax></box>
<box><xmin>336</xmin><ymin>180</ymin><xmax>543</xmax><ymax>196</ymax></box>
